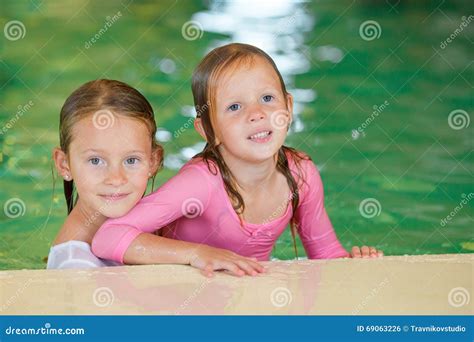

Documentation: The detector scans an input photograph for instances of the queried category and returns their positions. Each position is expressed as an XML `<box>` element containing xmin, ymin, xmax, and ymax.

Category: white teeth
<box><xmin>249</xmin><ymin>131</ymin><xmax>270</xmax><ymax>139</ymax></box>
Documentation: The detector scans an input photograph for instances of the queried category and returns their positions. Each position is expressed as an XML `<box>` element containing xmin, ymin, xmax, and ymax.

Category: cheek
<box><xmin>128</xmin><ymin>170</ymin><xmax>149</xmax><ymax>193</ymax></box>
<box><xmin>72</xmin><ymin>168</ymin><xmax>102</xmax><ymax>193</ymax></box>
<box><xmin>219</xmin><ymin>118</ymin><xmax>242</xmax><ymax>138</ymax></box>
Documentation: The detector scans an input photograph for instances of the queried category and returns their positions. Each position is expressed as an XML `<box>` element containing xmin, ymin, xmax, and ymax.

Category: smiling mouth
<box><xmin>99</xmin><ymin>193</ymin><xmax>130</xmax><ymax>201</ymax></box>
<box><xmin>248</xmin><ymin>130</ymin><xmax>273</xmax><ymax>142</ymax></box>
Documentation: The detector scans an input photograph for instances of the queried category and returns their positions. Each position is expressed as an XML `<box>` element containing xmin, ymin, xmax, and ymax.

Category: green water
<box><xmin>1</xmin><ymin>0</ymin><xmax>472</xmax><ymax>270</ymax></box>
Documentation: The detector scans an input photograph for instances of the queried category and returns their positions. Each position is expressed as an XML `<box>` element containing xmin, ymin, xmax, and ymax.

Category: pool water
<box><xmin>1</xmin><ymin>0</ymin><xmax>472</xmax><ymax>270</ymax></box>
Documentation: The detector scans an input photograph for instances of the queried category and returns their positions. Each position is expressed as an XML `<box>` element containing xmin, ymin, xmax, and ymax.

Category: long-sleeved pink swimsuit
<box><xmin>91</xmin><ymin>152</ymin><xmax>349</xmax><ymax>263</ymax></box>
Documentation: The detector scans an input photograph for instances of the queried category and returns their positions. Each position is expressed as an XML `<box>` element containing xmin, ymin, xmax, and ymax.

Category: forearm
<box><xmin>123</xmin><ymin>233</ymin><xmax>202</xmax><ymax>266</ymax></box>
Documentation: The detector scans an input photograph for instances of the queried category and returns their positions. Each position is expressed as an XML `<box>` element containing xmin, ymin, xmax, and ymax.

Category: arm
<box><xmin>92</xmin><ymin>165</ymin><xmax>212</xmax><ymax>263</ymax></box>
<box><xmin>295</xmin><ymin>160</ymin><xmax>350</xmax><ymax>259</ymax></box>
<box><xmin>92</xmin><ymin>165</ymin><xmax>265</xmax><ymax>276</ymax></box>
<box><xmin>122</xmin><ymin>233</ymin><xmax>265</xmax><ymax>277</ymax></box>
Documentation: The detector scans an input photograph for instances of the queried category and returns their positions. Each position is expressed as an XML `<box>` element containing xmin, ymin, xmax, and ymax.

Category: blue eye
<box><xmin>125</xmin><ymin>157</ymin><xmax>139</xmax><ymax>165</ymax></box>
<box><xmin>262</xmin><ymin>95</ymin><xmax>274</xmax><ymax>102</ymax></box>
<box><xmin>228</xmin><ymin>103</ymin><xmax>241</xmax><ymax>111</ymax></box>
<box><xmin>89</xmin><ymin>157</ymin><xmax>102</xmax><ymax>166</ymax></box>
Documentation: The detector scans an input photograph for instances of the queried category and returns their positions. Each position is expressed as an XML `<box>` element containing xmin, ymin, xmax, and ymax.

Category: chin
<box><xmin>102</xmin><ymin>210</ymin><xmax>129</xmax><ymax>219</ymax></box>
<box><xmin>248</xmin><ymin>149</ymin><xmax>279</xmax><ymax>162</ymax></box>
<box><xmin>100</xmin><ymin>205</ymin><xmax>133</xmax><ymax>219</ymax></box>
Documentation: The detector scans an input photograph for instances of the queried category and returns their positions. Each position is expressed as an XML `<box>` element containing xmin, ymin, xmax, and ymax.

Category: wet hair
<box><xmin>58</xmin><ymin>79</ymin><xmax>163</xmax><ymax>214</ymax></box>
<box><xmin>191</xmin><ymin>43</ymin><xmax>309</xmax><ymax>256</ymax></box>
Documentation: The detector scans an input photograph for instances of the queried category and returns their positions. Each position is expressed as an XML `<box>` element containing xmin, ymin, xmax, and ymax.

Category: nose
<box><xmin>105</xmin><ymin>165</ymin><xmax>127</xmax><ymax>187</ymax></box>
<box><xmin>247</xmin><ymin>104</ymin><xmax>266</xmax><ymax>123</ymax></box>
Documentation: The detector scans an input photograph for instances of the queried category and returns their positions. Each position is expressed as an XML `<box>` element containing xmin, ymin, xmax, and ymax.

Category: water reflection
<box><xmin>193</xmin><ymin>0</ymin><xmax>315</xmax><ymax>133</ymax></box>
<box><xmin>165</xmin><ymin>0</ymin><xmax>337</xmax><ymax>170</ymax></box>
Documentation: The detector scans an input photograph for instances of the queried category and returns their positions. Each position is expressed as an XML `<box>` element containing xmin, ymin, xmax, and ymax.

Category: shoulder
<box><xmin>52</xmin><ymin>214</ymin><xmax>96</xmax><ymax>246</ymax></box>
<box><xmin>285</xmin><ymin>148</ymin><xmax>319</xmax><ymax>182</ymax></box>
<box><xmin>179</xmin><ymin>156</ymin><xmax>222</xmax><ymax>185</ymax></box>
<box><xmin>285</xmin><ymin>148</ymin><xmax>324</xmax><ymax>199</ymax></box>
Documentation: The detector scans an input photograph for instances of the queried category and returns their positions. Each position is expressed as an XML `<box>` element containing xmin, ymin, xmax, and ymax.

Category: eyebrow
<box><xmin>221</xmin><ymin>89</ymin><xmax>279</xmax><ymax>103</ymax></box>
<box><xmin>81</xmin><ymin>149</ymin><xmax>146</xmax><ymax>155</ymax></box>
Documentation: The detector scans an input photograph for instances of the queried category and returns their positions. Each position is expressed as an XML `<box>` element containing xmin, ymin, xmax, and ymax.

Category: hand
<box><xmin>350</xmin><ymin>246</ymin><xmax>383</xmax><ymax>258</ymax></box>
<box><xmin>188</xmin><ymin>245</ymin><xmax>265</xmax><ymax>277</ymax></box>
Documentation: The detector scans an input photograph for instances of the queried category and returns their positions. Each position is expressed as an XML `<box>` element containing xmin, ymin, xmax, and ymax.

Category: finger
<box><xmin>217</xmin><ymin>260</ymin><xmax>245</xmax><ymax>277</ymax></box>
<box><xmin>369</xmin><ymin>247</ymin><xmax>378</xmax><ymax>258</ymax></box>
<box><xmin>245</xmin><ymin>258</ymin><xmax>265</xmax><ymax>273</ymax></box>
<box><xmin>351</xmin><ymin>246</ymin><xmax>361</xmax><ymax>258</ymax></box>
<box><xmin>235</xmin><ymin>260</ymin><xmax>259</xmax><ymax>276</ymax></box>
<box><xmin>377</xmin><ymin>250</ymin><xmax>384</xmax><ymax>257</ymax></box>
<box><xmin>200</xmin><ymin>269</ymin><xmax>214</xmax><ymax>277</ymax></box>
<box><xmin>200</xmin><ymin>264</ymin><xmax>215</xmax><ymax>278</ymax></box>
<box><xmin>246</xmin><ymin>259</ymin><xmax>266</xmax><ymax>274</ymax></box>
<box><xmin>361</xmin><ymin>246</ymin><xmax>370</xmax><ymax>258</ymax></box>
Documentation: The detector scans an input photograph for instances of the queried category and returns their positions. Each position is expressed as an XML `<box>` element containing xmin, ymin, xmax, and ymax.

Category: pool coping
<box><xmin>1</xmin><ymin>253</ymin><xmax>472</xmax><ymax>315</ymax></box>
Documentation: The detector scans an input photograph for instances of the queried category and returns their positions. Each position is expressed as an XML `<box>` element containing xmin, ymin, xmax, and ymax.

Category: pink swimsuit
<box><xmin>91</xmin><ymin>152</ymin><xmax>349</xmax><ymax>263</ymax></box>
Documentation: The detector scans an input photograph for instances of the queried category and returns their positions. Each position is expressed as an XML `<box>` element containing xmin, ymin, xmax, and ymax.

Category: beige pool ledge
<box><xmin>1</xmin><ymin>254</ymin><xmax>472</xmax><ymax>315</ymax></box>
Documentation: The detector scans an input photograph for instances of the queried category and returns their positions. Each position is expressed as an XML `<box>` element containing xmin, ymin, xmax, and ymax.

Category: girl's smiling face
<box><xmin>212</xmin><ymin>56</ymin><xmax>293</xmax><ymax>164</ymax></box>
<box><xmin>57</xmin><ymin>113</ymin><xmax>160</xmax><ymax>219</ymax></box>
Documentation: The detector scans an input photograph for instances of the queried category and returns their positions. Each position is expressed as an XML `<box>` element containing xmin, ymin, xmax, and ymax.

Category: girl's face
<box><xmin>212</xmin><ymin>56</ymin><xmax>293</xmax><ymax>164</ymax></box>
<box><xmin>56</xmin><ymin>114</ymin><xmax>160</xmax><ymax>219</ymax></box>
